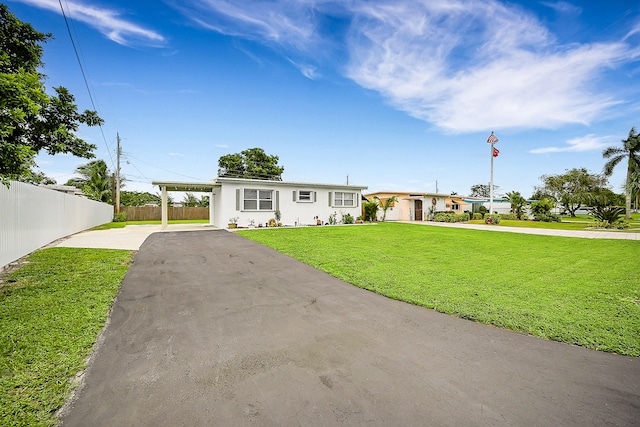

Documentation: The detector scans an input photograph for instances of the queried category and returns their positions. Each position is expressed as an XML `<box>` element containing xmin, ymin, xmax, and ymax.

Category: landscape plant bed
<box><xmin>0</xmin><ymin>248</ymin><xmax>133</xmax><ymax>426</ymax></box>
<box><xmin>238</xmin><ymin>222</ymin><xmax>640</xmax><ymax>356</ymax></box>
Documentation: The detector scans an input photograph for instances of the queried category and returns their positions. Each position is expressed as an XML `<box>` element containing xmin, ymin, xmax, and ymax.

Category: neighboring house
<box><xmin>154</xmin><ymin>177</ymin><xmax>367</xmax><ymax>229</ymax></box>
<box><xmin>463</xmin><ymin>197</ymin><xmax>514</xmax><ymax>215</ymax></box>
<box><xmin>446</xmin><ymin>196</ymin><xmax>470</xmax><ymax>214</ymax></box>
<box><xmin>364</xmin><ymin>192</ymin><xmax>449</xmax><ymax>221</ymax></box>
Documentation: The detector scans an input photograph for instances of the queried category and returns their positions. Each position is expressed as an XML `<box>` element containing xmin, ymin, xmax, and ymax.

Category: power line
<box><xmin>124</xmin><ymin>154</ymin><xmax>206</xmax><ymax>181</ymax></box>
<box><xmin>57</xmin><ymin>0</ymin><xmax>115</xmax><ymax>170</ymax></box>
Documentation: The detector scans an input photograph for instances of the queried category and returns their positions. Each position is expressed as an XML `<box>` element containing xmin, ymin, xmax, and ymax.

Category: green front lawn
<box><xmin>0</xmin><ymin>248</ymin><xmax>133</xmax><ymax>426</ymax></box>
<box><xmin>238</xmin><ymin>223</ymin><xmax>640</xmax><ymax>356</ymax></box>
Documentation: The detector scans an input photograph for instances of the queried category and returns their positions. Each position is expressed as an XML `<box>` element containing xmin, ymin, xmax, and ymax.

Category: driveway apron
<box><xmin>59</xmin><ymin>230</ymin><xmax>640</xmax><ymax>426</ymax></box>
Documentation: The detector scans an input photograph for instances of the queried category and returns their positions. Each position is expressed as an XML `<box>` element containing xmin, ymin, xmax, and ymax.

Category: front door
<box><xmin>414</xmin><ymin>200</ymin><xmax>423</xmax><ymax>221</ymax></box>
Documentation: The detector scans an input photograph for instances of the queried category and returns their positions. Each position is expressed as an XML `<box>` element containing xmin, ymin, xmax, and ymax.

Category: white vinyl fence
<box><xmin>0</xmin><ymin>181</ymin><xmax>113</xmax><ymax>269</ymax></box>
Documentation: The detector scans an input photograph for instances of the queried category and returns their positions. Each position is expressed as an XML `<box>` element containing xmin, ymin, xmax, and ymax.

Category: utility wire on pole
<box><xmin>116</xmin><ymin>133</ymin><xmax>121</xmax><ymax>213</ymax></box>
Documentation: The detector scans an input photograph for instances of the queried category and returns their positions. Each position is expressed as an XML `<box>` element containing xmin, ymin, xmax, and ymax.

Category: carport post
<box><xmin>209</xmin><ymin>189</ymin><xmax>215</xmax><ymax>226</ymax></box>
<box><xmin>161</xmin><ymin>185</ymin><xmax>168</xmax><ymax>230</ymax></box>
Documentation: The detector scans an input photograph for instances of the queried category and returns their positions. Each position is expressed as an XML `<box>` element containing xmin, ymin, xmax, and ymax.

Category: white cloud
<box><xmin>287</xmin><ymin>58</ymin><xmax>319</xmax><ymax>79</ymax></box>
<box><xmin>175</xmin><ymin>0</ymin><xmax>639</xmax><ymax>133</ymax></box>
<box><xmin>541</xmin><ymin>1</ymin><xmax>582</xmax><ymax>15</ymax></box>
<box><xmin>16</xmin><ymin>0</ymin><xmax>165</xmax><ymax>46</ymax></box>
<box><xmin>174</xmin><ymin>0</ymin><xmax>321</xmax><ymax>51</ymax></box>
<box><xmin>345</xmin><ymin>0</ymin><xmax>631</xmax><ymax>132</ymax></box>
<box><xmin>530</xmin><ymin>134</ymin><xmax>613</xmax><ymax>154</ymax></box>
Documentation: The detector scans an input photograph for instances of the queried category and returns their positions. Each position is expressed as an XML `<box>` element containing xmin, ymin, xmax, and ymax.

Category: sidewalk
<box><xmin>399</xmin><ymin>220</ymin><xmax>640</xmax><ymax>240</ymax></box>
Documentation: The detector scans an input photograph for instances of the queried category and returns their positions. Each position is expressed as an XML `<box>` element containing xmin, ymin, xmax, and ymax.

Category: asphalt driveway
<box><xmin>59</xmin><ymin>230</ymin><xmax>640</xmax><ymax>426</ymax></box>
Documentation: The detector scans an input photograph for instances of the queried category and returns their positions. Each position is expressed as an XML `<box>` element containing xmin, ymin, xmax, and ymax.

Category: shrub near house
<box><xmin>433</xmin><ymin>212</ymin><xmax>470</xmax><ymax>223</ymax></box>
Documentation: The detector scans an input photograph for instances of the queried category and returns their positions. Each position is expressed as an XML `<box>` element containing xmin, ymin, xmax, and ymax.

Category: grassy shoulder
<box><xmin>238</xmin><ymin>223</ymin><xmax>640</xmax><ymax>356</ymax></box>
<box><xmin>0</xmin><ymin>248</ymin><xmax>133</xmax><ymax>426</ymax></box>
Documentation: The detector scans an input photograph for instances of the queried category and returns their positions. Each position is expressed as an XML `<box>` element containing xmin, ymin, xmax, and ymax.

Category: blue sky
<box><xmin>8</xmin><ymin>0</ymin><xmax>640</xmax><ymax>197</ymax></box>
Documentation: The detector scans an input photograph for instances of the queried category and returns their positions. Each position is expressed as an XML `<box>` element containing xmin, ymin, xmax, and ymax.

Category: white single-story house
<box><xmin>153</xmin><ymin>177</ymin><xmax>367</xmax><ymax>229</ymax></box>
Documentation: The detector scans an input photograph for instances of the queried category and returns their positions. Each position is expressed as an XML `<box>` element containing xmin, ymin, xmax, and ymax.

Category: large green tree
<box><xmin>536</xmin><ymin>168</ymin><xmax>608</xmax><ymax>216</ymax></box>
<box><xmin>602</xmin><ymin>127</ymin><xmax>640</xmax><ymax>219</ymax></box>
<box><xmin>218</xmin><ymin>148</ymin><xmax>284</xmax><ymax>180</ymax></box>
<box><xmin>469</xmin><ymin>184</ymin><xmax>500</xmax><ymax>198</ymax></box>
<box><xmin>0</xmin><ymin>4</ymin><xmax>102</xmax><ymax>185</ymax></box>
<box><xmin>119</xmin><ymin>191</ymin><xmax>162</xmax><ymax>207</ymax></box>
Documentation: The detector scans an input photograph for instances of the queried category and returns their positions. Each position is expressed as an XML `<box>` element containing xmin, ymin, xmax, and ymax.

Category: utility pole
<box><xmin>116</xmin><ymin>133</ymin><xmax>121</xmax><ymax>214</ymax></box>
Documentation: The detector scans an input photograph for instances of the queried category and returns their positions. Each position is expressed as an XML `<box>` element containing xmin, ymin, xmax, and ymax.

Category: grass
<box><xmin>0</xmin><ymin>248</ymin><xmax>133</xmax><ymax>426</ymax></box>
<box><xmin>238</xmin><ymin>223</ymin><xmax>640</xmax><ymax>356</ymax></box>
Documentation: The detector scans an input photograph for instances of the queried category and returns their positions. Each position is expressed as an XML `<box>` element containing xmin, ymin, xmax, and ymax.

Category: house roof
<box><xmin>213</xmin><ymin>177</ymin><xmax>368</xmax><ymax>190</ymax></box>
<box><xmin>153</xmin><ymin>178</ymin><xmax>368</xmax><ymax>192</ymax></box>
<box><xmin>365</xmin><ymin>191</ymin><xmax>451</xmax><ymax>198</ymax></box>
<box><xmin>152</xmin><ymin>181</ymin><xmax>220</xmax><ymax>192</ymax></box>
<box><xmin>447</xmin><ymin>197</ymin><xmax>469</xmax><ymax>205</ymax></box>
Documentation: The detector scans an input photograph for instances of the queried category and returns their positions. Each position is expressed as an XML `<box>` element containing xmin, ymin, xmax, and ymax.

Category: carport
<box><xmin>152</xmin><ymin>181</ymin><xmax>221</xmax><ymax>230</ymax></box>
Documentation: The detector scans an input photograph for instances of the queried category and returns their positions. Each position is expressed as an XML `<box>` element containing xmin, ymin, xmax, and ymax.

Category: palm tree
<box><xmin>373</xmin><ymin>195</ymin><xmax>398</xmax><ymax>222</ymax></box>
<box><xmin>505</xmin><ymin>191</ymin><xmax>527</xmax><ymax>219</ymax></box>
<box><xmin>603</xmin><ymin>127</ymin><xmax>640</xmax><ymax>219</ymax></box>
<box><xmin>66</xmin><ymin>160</ymin><xmax>113</xmax><ymax>203</ymax></box>
<box><xmin>627</xmin><ymin>168</ymin><xmax>640</xmax><ymax>211</ymax></box>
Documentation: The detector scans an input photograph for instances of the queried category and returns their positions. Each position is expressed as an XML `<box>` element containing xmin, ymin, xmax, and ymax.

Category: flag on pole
<box><xmin>487</xmin><ymin>132</ymin><xmax>498</xmax><ymax>144</ymax></box>
<box><xmin>492</xmin><ymin>147</ymin><xmax>499</xmax><ymax>157</ymax></box>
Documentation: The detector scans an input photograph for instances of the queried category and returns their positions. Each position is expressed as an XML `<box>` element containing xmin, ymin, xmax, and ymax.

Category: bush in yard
<box><xmin>433</xmin><ymin>212</ymin><xmax>469</xmax><ymax>223</ymax></box>
<box><xmin>530</xmin><ymin>198</ymin><xmax>560</xmax><ymax>221</ymax></box>
<box><xmin>534</xmin><ymin>213</ymin><xmax>561</xmax><ymax>222</ymax></box>
<box><xmin>472</xmin><ymin>213</ymin><xmax>483</xmax><ymax>220</ymax></box>
<box><xmin>500</xmin><ymin>213</ymin><xmax>518</xmax><ymax>220</ymax></box>
<box><xmin>363</xmin><ymin>200</ymin><xmax>379</xmax><ymax>221</ymax></box>
<box><xmin>485</xmin><ymin>215</ymin><xmax>501</xmax><ymax>224</ymax></box>
<box><xmin>341</xmin><ymin>212</ymin><xmax>354</xmax><ymax>224</ymax></box>
<box><xmin>590</xmin><ymin>201</ymin><xmax>628</xmax><ymax>229</ymax></box>
<box><xmin>113</xmin><ymin>212</ymin><xmax>126</xmax><ymax>222</ymax></box>
<box><xmin>592</xmin><ymin>219</ymin><xmax>629</xmax><ymax>229</ymax></box>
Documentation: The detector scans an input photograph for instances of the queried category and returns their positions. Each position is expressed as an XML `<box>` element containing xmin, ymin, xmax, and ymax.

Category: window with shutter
<box><xmin>243</xmin><ymin>189</ymin><xmax>273</xmax><ymax>211</ymax></box>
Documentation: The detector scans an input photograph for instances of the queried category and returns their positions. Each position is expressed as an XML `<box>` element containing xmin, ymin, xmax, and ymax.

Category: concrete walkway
<box><xmin>58</xmin><ymin>230</ymin><xmax>640</xmax><ymax>426</ymax></box>
<box><xmin>55</xmin><ymin>224</ymin><xmax>218</xmax><ymax>250</ymax></box>
<box><xmin>398</xmin><ymin>220</ymin><xmax>640</xmax><ymax>240</ymax></box>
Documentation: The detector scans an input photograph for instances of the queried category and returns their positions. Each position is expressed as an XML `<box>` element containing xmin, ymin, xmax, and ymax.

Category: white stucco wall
<box><xmin>211</xmin><ymin>178</ymin><xmax>367</xmax><ymax>227</ymax></box>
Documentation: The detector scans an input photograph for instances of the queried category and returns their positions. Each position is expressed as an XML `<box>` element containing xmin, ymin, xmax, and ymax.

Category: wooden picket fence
<box><xmin>120</xmin><ymin>206</ymin><xmax>209</xmax><ymax>221</ymax></box>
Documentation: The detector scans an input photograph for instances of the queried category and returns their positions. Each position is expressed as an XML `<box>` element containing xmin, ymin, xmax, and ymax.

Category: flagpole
<box><xmin>490</xmin><ymin>140</ymin><xmax>494</xmax><ymax>215</ymax></box>
<box><xmin>487</xmin><ymin>131</ymin><xmax>498</xmax><ymax>215</ymax></box>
